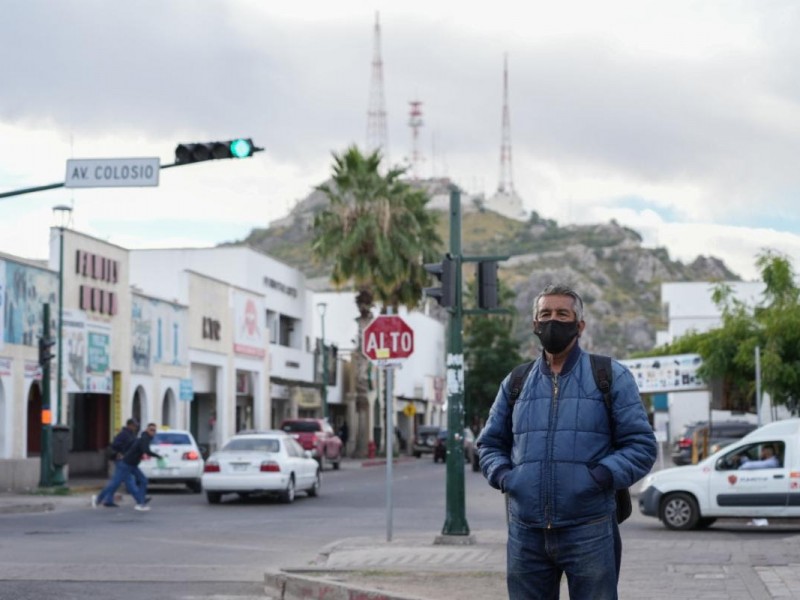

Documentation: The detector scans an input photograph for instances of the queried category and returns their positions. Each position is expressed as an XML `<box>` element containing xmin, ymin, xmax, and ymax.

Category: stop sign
<box><xmin>363</xmin><ymin>316</ymin><xmax>414</xmax><ymax>361</ymax></box>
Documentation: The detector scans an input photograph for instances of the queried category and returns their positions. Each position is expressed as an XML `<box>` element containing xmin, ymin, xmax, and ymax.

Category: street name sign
<box><xmin>65</xmin><ymin>157</ymin><xmax>160</xmax><ymax>188</ymax></box>
<box><xmin>363</xmin><ymin>315</ymin><xmax>414</xmax><ymax>362</ymax></box>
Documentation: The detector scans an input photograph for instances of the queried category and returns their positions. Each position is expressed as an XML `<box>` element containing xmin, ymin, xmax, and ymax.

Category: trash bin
<box><xmin>52</xmin><ymin>425</ymin><xmax>71</xmax><ymax>467</ymax></box>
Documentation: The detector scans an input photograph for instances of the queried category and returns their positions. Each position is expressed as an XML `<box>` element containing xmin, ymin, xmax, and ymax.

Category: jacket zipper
<box><xmin>546</xmin><ymin>373</ymin><xmax>560</xmax><ymax>529</ymax></box>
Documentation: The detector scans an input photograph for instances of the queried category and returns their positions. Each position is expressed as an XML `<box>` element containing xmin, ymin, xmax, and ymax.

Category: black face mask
<box><xmin>534</xmin><ymin>320</ymin><xmax>579</xmax><ymax>354</ymax></box>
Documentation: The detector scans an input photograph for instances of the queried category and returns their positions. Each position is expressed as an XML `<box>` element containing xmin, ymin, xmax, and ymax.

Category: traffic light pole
<box><xmin>441</xmin><ymin>186</ymin><xmax>470</xmax><ymax>538</ymax></box>
<box><xmin>39</xmin><ymin>304</ymin><xmax>53</xmax><ymax>488</ymax></box>
<box><xmin>0</xmin><ymin>140</ymin><xmax>264</xmax><ymax>200</ymax></box>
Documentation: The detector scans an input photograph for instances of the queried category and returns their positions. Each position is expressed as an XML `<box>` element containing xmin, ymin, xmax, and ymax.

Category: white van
<box><xmin>639</xmin><ymin>418</ymin><xmax>800</xmax><ymax>530</ymax></box>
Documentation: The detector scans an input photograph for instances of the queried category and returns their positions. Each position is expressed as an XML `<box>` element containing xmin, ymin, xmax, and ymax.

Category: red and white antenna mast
<box><xmin>408</xmin><ymin>100</ymin><xmax>423</xmax><ymax>179</ymax></box>
<box><xmin>498</xmin><ymin>53</ymin><xmax>514</xmax><ymax>194</ymax></box>
<box><xmin>366</xmin><ymin>12</ymin><xmax>389</xmax><ymax>161</ymax></box>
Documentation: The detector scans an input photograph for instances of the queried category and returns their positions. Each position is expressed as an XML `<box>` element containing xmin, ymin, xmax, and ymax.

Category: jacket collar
<box><xmin>539</xmin><ymin>342</ymin><xmax>583</xmax><ymax>377</ymax></box>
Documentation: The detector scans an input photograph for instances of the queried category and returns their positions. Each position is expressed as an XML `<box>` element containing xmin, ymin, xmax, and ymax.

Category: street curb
<box><xmin>0</xmin><ymin>501</ymin><xmax>55</xmax><ymax>514</ymax></box>
<box><xmin>359</xmin><ymin>456</ymin><xmax>416</xmax><ymax>468</ymax></box>
<box><xmin>264</xmin><ymin>569</ymin><xmax>427</xmax><ymax>600</ymax></box>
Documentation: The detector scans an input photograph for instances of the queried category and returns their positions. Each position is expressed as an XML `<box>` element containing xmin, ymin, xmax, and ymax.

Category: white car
<box><xmin>138</xmin><ymin>429</ymin><xmax>204</xmax><ymax>493</ymax></box>
<box><xmin>201</xmin><ymin>431</ymin><xmax>320</xmax><ymax>504</ymax></box>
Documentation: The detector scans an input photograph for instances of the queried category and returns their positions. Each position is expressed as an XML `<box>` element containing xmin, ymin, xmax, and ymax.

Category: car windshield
<box><xmin>153</xmin><ymin>433</ymin><xmax>192</xmax><ymax>445</ymax></box>
<box><xmin>282</xmin><ymin>422</ymin><xmax>320</xmax><ymax>433</ymax></box>
<box><xmin>223</xmin><ymin>438</ymin><xmax>280</xmax><ymax>453</ymax></box>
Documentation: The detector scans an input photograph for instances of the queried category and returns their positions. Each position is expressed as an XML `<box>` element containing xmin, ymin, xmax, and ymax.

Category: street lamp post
<box><xmin>52</xmin><ymin>205</ymin><xmax>71</xmax><ymax>486</ymax></box>
<box><xmin>317</xmin><ymin>303</ymin><xmax>328</xmax><ymax>420</ymax></box>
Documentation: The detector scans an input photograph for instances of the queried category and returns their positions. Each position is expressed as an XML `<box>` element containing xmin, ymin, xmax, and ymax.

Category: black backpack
<box><xmin>506</xmin><ymin>353</ymin><xmax>633</xmax><ymax>524</ymax></box>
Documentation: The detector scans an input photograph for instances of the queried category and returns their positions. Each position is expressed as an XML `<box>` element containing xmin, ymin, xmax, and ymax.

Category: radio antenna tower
<box><xmin>408</xmin><ymin>100</ymin><xmax>423</xmax><ymax>179</ymax></box>
<box><xmin>498</xmin><ymin>53</ymin><xmax>514</xmax><ymax>194</ymax></box>
<box><xmin>366</xmin><ymin>12</ymin><xmax>389</xmax><ymax>162</ymax></box>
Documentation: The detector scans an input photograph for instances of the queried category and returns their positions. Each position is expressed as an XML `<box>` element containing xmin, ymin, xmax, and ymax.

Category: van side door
<box><xmin>708</xmin><ymin>439</ymin><xmax>789</xmax><ymax>518</ymax></box>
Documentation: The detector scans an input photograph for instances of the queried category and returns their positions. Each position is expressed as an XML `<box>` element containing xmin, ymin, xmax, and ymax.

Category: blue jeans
<box><xmin>97</xmin><ymin>461</ymin><xmax>145</xmax><ymax>505</ymax></box>
<box><xmin>507</xmin><ymin>515</ymin><xmax>618</xmax><ymax>600</ymax></box>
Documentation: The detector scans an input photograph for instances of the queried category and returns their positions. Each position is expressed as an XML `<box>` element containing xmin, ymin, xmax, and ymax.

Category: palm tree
<box><xmin>312</xmin><ymin>146</ymin><xmax>442</xmax><ymax>456</ymax></box>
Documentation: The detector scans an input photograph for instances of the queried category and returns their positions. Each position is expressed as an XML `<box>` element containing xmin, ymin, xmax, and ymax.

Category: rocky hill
<box><xmin>235</xmin><ymin>184</ymin><xmax>737</xmax><ymax>359</ymax></box>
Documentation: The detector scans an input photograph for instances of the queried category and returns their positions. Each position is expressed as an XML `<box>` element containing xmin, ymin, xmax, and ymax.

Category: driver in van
<box><xmin>739</xmin><ymin>444</ymin><xmax>780</xmax><ymax>470</ymax></box>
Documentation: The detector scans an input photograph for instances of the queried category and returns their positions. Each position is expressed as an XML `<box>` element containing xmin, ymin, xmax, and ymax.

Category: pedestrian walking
<box><xmin>121</xmin><ymin>423</ymin><xmax>164</xmax><ymax>511</ymax></box>
<box><xmin>477</xmin><ymin>283</ymin><xmax>657</xmax><ymax>600</ymax></box>
<box><xmin>338</xmin><ymin>422</ymin><xmax>349</xmax><ymax>457</ymax></box>
<box><xmin>93</xmin><ymin>418</ymin><xmax>142</xmax><ymax>508</ymax></box>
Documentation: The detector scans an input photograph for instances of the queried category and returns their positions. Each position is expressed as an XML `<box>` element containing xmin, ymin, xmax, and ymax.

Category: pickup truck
<box><xmin>280</xmin><ymin>418</ymin><xmax>342</xmax><ymax>471</ymax></box>
<box><xmin>640</xmin><ymin>418</ymin><xmax>800</xmax><ymax>530</ymax></box>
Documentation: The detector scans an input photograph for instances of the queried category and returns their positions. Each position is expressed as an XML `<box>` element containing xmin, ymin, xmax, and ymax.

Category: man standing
<box><xmin>477</xmin><ymin>284</ymin><xmax>657</xmax><ymax>599</ymax></box>
<box><xmin>338</xmin><ymin>422</ymin><xmax>349</xmax><ymax>457</ymax></box>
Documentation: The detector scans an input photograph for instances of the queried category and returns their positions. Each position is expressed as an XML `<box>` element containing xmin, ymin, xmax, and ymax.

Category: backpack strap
<box><xmin>507</xmin><ymin>360</ymin><xmax>536</xmax><ymax>408</ymax></box>
<box><xmin>589</xmin><ymin>353</ymin><xmax>615</xmax><ymax>438</ymax></box>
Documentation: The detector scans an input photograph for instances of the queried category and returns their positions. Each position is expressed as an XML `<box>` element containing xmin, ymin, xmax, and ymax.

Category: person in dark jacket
<box><xmin>120</xmin><ymin>423</ymin><xmax>163</xmax><ymax>511</ymax></box>
<box><xmin>93</xmin><ymin>418</ymin><xmax>141</xmax><ymax>508</ymax></box>
<box><xmin>477</xmin><ymin>284</ymin><xmax>657</xmax><ymax>600</ymax></box>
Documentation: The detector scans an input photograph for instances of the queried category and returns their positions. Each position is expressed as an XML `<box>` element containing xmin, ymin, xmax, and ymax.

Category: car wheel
<box><xmin>660</xmin><ymin>492</ymin><xmax>700</xmax><ymax>530</ymax></box>
<box><xmin>307</xmin><ymin>471</ymin><xmax>320</xmax><ymax>497</ymax></box>
<box><xmin>280</xmin><ymin>476</ymin><xmax>296</xmax><ymax>504</ymax></box>
<box><xmin>206</xmin><ymin>491</ymin><xmax>222</xmax><ymax>504</ymax></box>
<box><xmin>187</xmin><ymin>480</ymin><xmax>202</xmax><ymax>494</ymax></box>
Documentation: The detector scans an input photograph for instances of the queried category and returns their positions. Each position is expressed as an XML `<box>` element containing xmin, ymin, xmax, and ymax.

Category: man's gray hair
<box><xmin>533</xmin><ymin>284</ymin><xmax>584</xmax><ymax>321</ymax></box>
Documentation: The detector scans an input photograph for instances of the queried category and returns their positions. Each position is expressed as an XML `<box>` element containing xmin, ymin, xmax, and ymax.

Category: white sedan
<box><xmin>201</xmin><ymin>431</ymin><xmax>320</xmax><ymax>504</ymax></box>
<box><xmin>138</xmin><ymin>429</ymin><xmax>204</xmax><ymax>493</ymax></box>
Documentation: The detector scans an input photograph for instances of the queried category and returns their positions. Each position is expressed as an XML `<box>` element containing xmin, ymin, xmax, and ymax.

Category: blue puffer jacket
<box><xmin>477</xmin><ymin>344</ymin><xmax>657</xmax><ymax>528</ymax></box>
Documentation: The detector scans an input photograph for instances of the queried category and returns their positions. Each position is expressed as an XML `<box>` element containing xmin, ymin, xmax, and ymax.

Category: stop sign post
<box><xmin>363</xmin><ymin>314</ymin><xmax>414</xmax><ymax>543</ymax></box>
<box><xmin>363</xmin><ymin>315</ymin><xmax>414</xmax><ymax>363</ymax></box>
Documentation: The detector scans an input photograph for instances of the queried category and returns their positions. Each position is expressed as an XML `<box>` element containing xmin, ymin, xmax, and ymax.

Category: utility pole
<box><xmin>38</xmin><ymin>303</ymin><xmax>55</xmax><ymax>488</ymax></box>
<box><xmin>426</xmin><ymin>186</ymin><xmax>509</xmax><ymax>542</ymax></box>
<box><xmin>441</xmin><ymin>186</ymin><xmax>469</xmax><ymax>537</ymax></box>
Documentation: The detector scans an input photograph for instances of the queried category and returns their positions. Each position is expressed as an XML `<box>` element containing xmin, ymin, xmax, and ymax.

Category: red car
<box><xmin>280</xmin><ymin>418</ymin><xmax>342</xmax><ymax>471</ymax></box>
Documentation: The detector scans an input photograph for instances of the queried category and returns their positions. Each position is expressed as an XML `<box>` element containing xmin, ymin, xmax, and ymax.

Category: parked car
<box><xmin>201</xmin><ymin>431</ymin><xmax>320</xmax><ymax>504</ymax></box>
<box><xmin>280</xmin><ymin>418</ymin><xmax>342</xmax><ymax>470</ymax></box>
<box><xmin>433</xmin><ymin>428</ymin><xmax>477</xmax><ymax>469</ymax></box>
<box><xmin>671</xmin><ymin>420</ymin><xmax>758</xmax><ymax>465</ymax></box>
<box><xmin>412</xmin><ymin>425</ymin><xmax>441</xmax><ymax>458</ymax></box>
<box><xmin>640</xmin><ymin>419</ymin><xmax>798</xmax><ymax>530</ymax></box>
<box><xmin>138</xmin><ymin>428</ymin><xmax>204</xmax><ymax>493</ymax></box>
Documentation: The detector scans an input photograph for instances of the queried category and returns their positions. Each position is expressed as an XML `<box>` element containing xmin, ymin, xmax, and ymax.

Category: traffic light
<box><xmin>477</xmin><ymin>261</ymin><xmax>498</xmax><ymax>309</ymax></box>
<box><xmin>424</xmin><ymin>254</ymin><xmax>456</xmax><ymax>307</ymax></box>
<box><xmin>174</xmin><ymin>138</ymin><xmax>263</xmax><ymax>165</ymax></box>
<box><xmin>38</xmin><ymin>336</ymin><xmax>55</xmax><ymax>367</ymax></box>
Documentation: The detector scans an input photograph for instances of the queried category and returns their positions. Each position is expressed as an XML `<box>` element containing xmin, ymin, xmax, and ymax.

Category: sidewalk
<box><xmin>262</xmin><ymin>470</ymin><xmax>800</xmax><ymax>600</ymax></box>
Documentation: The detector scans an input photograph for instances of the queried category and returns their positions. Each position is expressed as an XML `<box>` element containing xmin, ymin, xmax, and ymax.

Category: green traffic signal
<box><xmin>174</xmin><ymin>138</ymin><xmax>263</xmax><ymax>165</ymax></box>
<box><xmin>230</xmin><ymin>138</ymin><xmax>253</xmax><ymax>158</ymax></box>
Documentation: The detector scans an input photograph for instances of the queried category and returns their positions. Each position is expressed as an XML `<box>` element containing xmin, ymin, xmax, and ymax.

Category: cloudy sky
<box><xmin>2</xmin><ymin>1</ymin><xmax>799</xmax><ymax>281</ymax></box>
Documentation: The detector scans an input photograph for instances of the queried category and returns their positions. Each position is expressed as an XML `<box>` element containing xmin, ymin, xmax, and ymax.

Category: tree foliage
<box><xmin>312</xmin><ymin>146</ymin><xmax>442</xmax><ymax>310</ymax></box>
<box><xmin>656</xmin><ymin>250</ymin><xmax>800</xmax><ymax>413</ymax></box>
<box><xmin>311</xmin><ymin>146</ymin><xmax>443</xmax><ymax>455</ymax></box>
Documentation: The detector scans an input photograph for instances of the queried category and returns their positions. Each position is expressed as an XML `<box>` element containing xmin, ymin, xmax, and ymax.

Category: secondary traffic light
<box><xmin>38</xmin><ymin>336</ymin><xmax>55</xmax><ymax>367</ymax></box>
<box><xmin>174</xmin><ymin>138</ymin><xmax>263</xmax><ymax>165</ymax></box>
<box><xmin>424</xmin><ymin>254</ymin><xmax>456</xmax><ymax>307</ymax></box>
<box><xmin>477</xmin><ymin>261</ymin><xmax>498</xmax><ymax>309</ymax></box>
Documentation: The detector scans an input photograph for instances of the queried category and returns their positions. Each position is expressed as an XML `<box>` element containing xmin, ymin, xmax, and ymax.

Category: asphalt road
<box><xmin>0</xmin><ymin>458</ymin><xmax>503</xmax><ymax>599</ymax></box>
